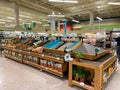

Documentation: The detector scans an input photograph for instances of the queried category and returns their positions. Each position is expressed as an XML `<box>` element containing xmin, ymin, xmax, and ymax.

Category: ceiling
<box><xmin>0</xmin><ymin>0</ymin><xmax>120</xmax><ymax>27</ymax></box>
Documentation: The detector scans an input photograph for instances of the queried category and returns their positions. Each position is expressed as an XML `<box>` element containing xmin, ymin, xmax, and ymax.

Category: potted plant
<box><xmin>78</xmin><ymin>69</ymin><xmax>85</xmax><ymax>82</ymax></box>
<box><xmin>72</xmin><ymin>68</ymin><xmax>79</xmax><ymax>81</ymax></box>
<box><xmin>78</xmin><ymin>70</ymin><xmax>90</xmax><ymax>83</ymax></box>
<box><xmin>75</xmin><ymin>52</ymin><xmax>83</xmax><ymax>62</ymax></box>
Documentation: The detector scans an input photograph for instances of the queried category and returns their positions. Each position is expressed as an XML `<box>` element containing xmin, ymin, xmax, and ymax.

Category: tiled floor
<box><xmin>0</xmin><ymin>56</ymin><xmax>120</xmax><ymax>90</ymax></box>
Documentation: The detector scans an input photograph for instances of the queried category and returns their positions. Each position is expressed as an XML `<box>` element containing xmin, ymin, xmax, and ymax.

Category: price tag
<box><xmin>42</xmin><ymin>54</ymin><xmax>44</xmax><ymax>57</ymax></box>
<box><xmin>27</xmin><ymin>61</ymin><xmax>29</xmax><ymax>64</ymax></box>
<box><xmin>79</xmin><ymin>82</ymin><xmax>85</xmax><ymax>86</ymax></box>
<box><xmin>45</xmin><ymin>67</ymin><xmax>48</xmax><ymax>70</ymax></box>
<box><xmin>56</xmin><ymin>57</ymin><xmax>60</xmax><ymax>60</ymax></box>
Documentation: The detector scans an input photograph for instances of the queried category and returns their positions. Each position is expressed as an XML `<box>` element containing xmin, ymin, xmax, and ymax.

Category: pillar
<box><xmin>14</xmin><ymin>2</ymin><xmax>19</xmax><ymax>27</ymax></box>
<box><xmin>89</xmin><ymin>12</ymin><xmax>94</xmax><ymax>30</ymax></box>
<box><xmin>50</xmin><ymin>16</ymin><xmax>55</xmax><ymax>32</ymax></box>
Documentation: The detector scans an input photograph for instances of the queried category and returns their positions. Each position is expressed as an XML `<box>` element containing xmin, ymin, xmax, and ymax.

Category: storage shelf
<box><xmin>23</xmin><ymin>60</ymin><xmax>40</xmax><ymax>69</ymax></box>
<box><xmin>22</xmin><ymin>51</ymin><xmax>64</xmax><ymax>64</ymax></box>
<box><xmin>4</xmin><ymin>54</ymin><xmax>22</xmax><ymax>63</ymax></box>
<box><xmin>103</xmin><ymin>67</ymin><xmax>117</xmax><ymax>83</ymax></box>
<box><xmin>23</xmin><ymin>60</ymin><xmax>63</xmax><ymax>77</ymax></box>
<box><xmin>69</xmin><ymin>54</ymin><xmax>117</xmax><ymax>90</ymax></box>
<box><xmin>39</xmin><ymin>65</ymin><xmax>63</xmax><ymax>77</ymax></box>
<box><xmin>72</xmin><ymin>80</ymin><xmax>94</xmax><ymax>90</ymax></box>
<box><xmin>42</xmin><ymin>55</ymin><xmax>64</xmax><ymax>64</ymax></box>
<box><xmin>4</xmin><ymin>47</ymin><xmax>67</xmax><ymax>77</ymax></box>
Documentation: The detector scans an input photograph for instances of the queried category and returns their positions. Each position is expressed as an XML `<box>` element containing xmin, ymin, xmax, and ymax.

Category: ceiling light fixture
<box><xmin>0</xmin><ymin>21</ymin><xmax>5</xmax><ymax>24</ymax></box>
<box><xmin>96</xmin><ymin>17</ymin><xmax>103</xmax><ymax>21</ymax></box>
<box><xmin>48</xmin><ymin>11</ymin><xmax>65</xmax><ymax>17</ymax></box>
<box><xmin>7</xmin><ymin>17</ymin><xmax>21</xmax><ymax>20</ymax></box>
<box><xmin>43</xmin><ymin>24</ymin><xmax>50</xmax><ymax>26</ymax></box>
<box><xmin>97</xmin><ymin>6</ymin><xmax>101</xmax><ymax>9</ymax></box>
<box><xmin>32</xmin><ymin>21</ymin><xmax>42</xmax><ymax>24</ymax></box>
<box><xmin>72</xmin><ymin>19</ymin><xmax>79</xmax><ymax>23</ymax></box>
<box><xmin>20</xmin><ymin>15</ymin><xmax>32</xmax><ymax>18</ymax></box>
<box><xmin>108</xmin><ymin>2</ymin><xmax>120</xmax><ymax>5</ymax></box>
<box><xmin>42</xmin><ymin>19</ymin><xmax>50</xmax><ymax>22</ymax></box>
<box><xmin>48</xmin><ymin>0</ymin><xmax>78</xmax><ymax>3</ymax></box>
<box><xmin>0</xmin><ymin>19</ymin><xmax>12</xmax><ymax>22</ymax></box>
<box><xmin>7</xmin><ymin>17</ymin><xmax>15</xmax><ymax>20</ymax></box>
<box><xmin>81</xmin><ymin>5</ymin><xmax>84</xmax><ymax>8</ymax></box>
<box><xmin>48</xmin><ymin>14</ymin><xmax>65</xmax><ymax>17</ymax></box>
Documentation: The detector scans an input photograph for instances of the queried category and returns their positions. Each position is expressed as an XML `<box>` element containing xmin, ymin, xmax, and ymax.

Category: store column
<box><xmin>14</xmin><ymin>2</ymin><xmax>19</xmax><ymax>27</ymax></box>
<box><xmin>89</xmin><ymin>12</ymin><xmax>94</xmax><ymax>30</ymax></box>
<box><xmin>50</xmin><ymin>16</ymin><xmax>55</xmax><ymax>32</ymax></box>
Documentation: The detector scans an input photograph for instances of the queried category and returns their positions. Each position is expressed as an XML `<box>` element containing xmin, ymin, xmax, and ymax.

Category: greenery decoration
<box><xmin>76</xmin><ymin>52</ymin><xmax>83</xmax><ymax>58</ymax></box>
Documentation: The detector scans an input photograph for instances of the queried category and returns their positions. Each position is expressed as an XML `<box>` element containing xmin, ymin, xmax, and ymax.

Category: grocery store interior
<box><xmin>0</xmin><ymin>0</ymin><xmax>120</xmax><ymax>90</ymax></box>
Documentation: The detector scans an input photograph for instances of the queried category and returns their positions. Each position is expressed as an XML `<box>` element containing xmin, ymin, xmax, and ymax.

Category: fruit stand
<box><xmin>69</xmin><ymin>52</ymin><xmax>117</xmax><ymax>90</ymax></box>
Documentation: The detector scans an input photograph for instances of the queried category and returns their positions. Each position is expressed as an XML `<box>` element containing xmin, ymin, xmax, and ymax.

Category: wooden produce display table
<box><xmin>69</xmin><ymin>53</ymin><xmax>117</xmax><ymax>90</ymax></box>
<box><xmin>4</xmin><ymin>47</ymin><xmax>67</xmax><ymax>77</ymax></box>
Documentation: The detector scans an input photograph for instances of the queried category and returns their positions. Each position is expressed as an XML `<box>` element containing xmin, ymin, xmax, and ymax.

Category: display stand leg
<box><xmin>94</xmin><ymin>66</ymin><xmax>103</xmax><ymax>90</ymax></box>
<box><xmin>69</xmin><ymin>61</ymin><xmax>73</xmax><ymax>86</ymax></box>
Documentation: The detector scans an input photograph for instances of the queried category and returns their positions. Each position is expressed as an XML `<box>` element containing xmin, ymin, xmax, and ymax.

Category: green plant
<box><xmin>78</xmin><ymin>69</ymin><xmax>90</xmax><ymax>78</ymax></box>
<box><xmin>76</xmin><ymin>52</ymin><xmax>83</xmax><ymax>59</ymax></box>
<box><xmin>78</xmin><ymin>69</ymin><xmax>85</xmax><ymax>78</ymax></box>
<box><xmin>85</xmin><ymin>70</ymin><xmax>90</xmax><ymax>77</ymax></box>
<box><xmin>72</xmin><ymin>68</ymin><xmax>77</xmax><ymax>76</ymax></box>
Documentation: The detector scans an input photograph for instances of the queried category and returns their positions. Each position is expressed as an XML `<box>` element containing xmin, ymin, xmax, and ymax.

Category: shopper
<box><xmin>116</xmin><ymin>36</ymin><xmax>120</xmax><ymax>63</ymax></box>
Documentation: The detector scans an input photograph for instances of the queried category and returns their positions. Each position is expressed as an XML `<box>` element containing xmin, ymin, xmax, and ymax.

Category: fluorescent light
<box><xmin>81</xmin><ymin>5</ymin><xmax>84</xmax><ymax>8</ymax></box>
<box><xmin>43</xmin><ymin>24</ymin><xmax>50</xmax><ymax>26</ymax></box>
<box><xmin>5</xmin><ymin>24</ymin><xmax>16</xmax><ymax>27</ymax></box>
<box><xmin>97</xmin><ymin>6</ymin><xmax>101</xmax><ymax>9</ymax></box>
<box><xmin>0</xmin><ymin>19</ymin><xmax>12</xmax><ymax>22</ymax></box>
<box><xmin>32</xmin><ymin>21</ymin><xmax>42</xmax><ymax>24</ymax></box>
<box><xmin>7</xmin><ymin>17</ymin><xmax>15</xmax><ymax>20</ymax></box>
<box><xmin>23</xmin><ymin>22</ymin><xmax>30</xmax><ymax>24</ymax></box>
<box><xmin>42</xmin><ymin>19</ymin><xmax>50</xmax><ymax>22</ymax></box>
<box><xmin>0</xmin><ymin>21</ymin><xmax>5</xmax><ymax>24</ymax></box>
<box><xmin>7</xmin><ymin>17</ymin><xmax>22</xmax><ymax>21</ymax></box>
<box><xmin>49</xmin><ymin>0</ymin><xmax>78</xmax><ymax>3</ymax></box>
<box><xmin>108</xmin><ymin>2</ymin><xmax>120</xmax><ymax>5</ymax></box>
<box><xmin>96</xmin><ymin>17</ymin><xmax>103</xmax><ymax>21</ymax></box>
<box><xmin>20</xmin><ymin>15</ymin><xmax>32</xmax><ymax>18</ymax></box>
<box><xmin>72</xmin><ymin>19</ymin><xmax>79</xmax><ymax>23</ymax></box>
<box><xmin>48</xmin><ymin>14</ymin><xmax>65</xmax><ymax>17</ymax></box>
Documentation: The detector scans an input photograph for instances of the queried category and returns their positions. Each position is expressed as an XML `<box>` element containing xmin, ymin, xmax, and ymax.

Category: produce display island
<box><xmin>3</xmin><ymin>36</ymin><xmax>117</xmax><ymax>90</ymax></box>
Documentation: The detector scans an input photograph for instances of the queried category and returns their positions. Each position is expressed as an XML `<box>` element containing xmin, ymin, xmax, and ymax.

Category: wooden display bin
<box><xmin>72</xmin><ymin>43</ymin><xmax>111</xmax><ymax>60</ymax></box>
<box><xmin>69</xmin><ymin>53</ymin><xmax>117</xmax><ymax>90</ymax></box>
<box><xmin>4</xmin><ymin>47</ymin><xmax>67</xmax><ymax>77</ymax></box>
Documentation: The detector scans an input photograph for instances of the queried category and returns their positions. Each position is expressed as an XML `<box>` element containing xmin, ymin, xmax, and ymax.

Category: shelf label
<box><xmin>79</xmin><ymin>82</ymin><xmax>85</xmax><ymax>86</ymax></box>
<box><xmin>27</xmin><ymin>61</ymin><xmax>29</xmax><ymax>63</ymax></box>
<box><xmin>56</xmin><ymin>57</ymin><xmax>60</xmax><ymax>60</ymax></box>
<box><xmin>42</xmin><ymin>54</ymin><xmax>45</xmax><ymax>57</ymax></box>
<box><xmin>45</xmin><ymin>67</ymin><xmax>48</xmax><ymax>70</ymax></box>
